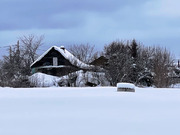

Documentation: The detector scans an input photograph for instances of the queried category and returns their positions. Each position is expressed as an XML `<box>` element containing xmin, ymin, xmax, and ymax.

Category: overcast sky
<box><xmin>0</xmin><ymin>0</ymin><xmax>180</xmax><ymax>58</ymax></box>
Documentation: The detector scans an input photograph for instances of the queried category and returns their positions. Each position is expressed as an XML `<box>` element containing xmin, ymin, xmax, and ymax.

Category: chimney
<box><xmin>60</xmin><ymin>46</ymin><xmax>65</xmax><ymax>52</ymax></box>
<box><xmin>60</xmin><ymin>46</ymin><xmax>65</xmax><ymax>50</ymax></box>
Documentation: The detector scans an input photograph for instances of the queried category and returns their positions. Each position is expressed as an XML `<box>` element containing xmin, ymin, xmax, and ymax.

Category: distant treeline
<box><xmin>0</xmin><ymin>35</ymin><xmax>179</xmax><ymax>88</ymax></box>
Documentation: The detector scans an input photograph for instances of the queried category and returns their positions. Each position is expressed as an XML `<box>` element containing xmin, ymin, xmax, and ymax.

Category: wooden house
<box><xmin>30</xmin><ymin>46</ymin><xmax>92</xmax><ymax>76</ymax></box>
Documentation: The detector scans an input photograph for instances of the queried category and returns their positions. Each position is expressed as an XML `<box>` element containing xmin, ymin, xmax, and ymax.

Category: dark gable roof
<box><xmin>90</xmin><ymin>56</ymin><xmax>108</xmax><ymax>67</ymax></box>
<box><xmin>31</xmin><ymin>46</ymin><xmax>93</xmax><ymax>69</ymax></box>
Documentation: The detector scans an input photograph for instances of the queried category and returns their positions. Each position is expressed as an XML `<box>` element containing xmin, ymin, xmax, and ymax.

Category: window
<box><xmin>53</xmin><ymin>57</ymin><xmax>58</xmax><ymax>66</ymax></box>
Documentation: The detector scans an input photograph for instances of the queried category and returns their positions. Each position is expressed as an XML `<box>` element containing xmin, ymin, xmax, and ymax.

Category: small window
<box><xmin>53</xmin><ymin>57</ymin><xmax>58</xmax><ymax>66</ymax></box>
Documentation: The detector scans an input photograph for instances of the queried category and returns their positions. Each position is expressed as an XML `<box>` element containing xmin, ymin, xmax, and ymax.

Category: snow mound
<box><xmin>29</xmin><ymin>71</ymin><xmax>110</xmax><ymax>87</ymax></box>
<box><xmin>29</xmin><ymin>72</ymin><xmax>61</xmax><ymax>87</ymax></box>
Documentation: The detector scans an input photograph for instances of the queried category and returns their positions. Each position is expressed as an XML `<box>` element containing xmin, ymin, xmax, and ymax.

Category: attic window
<box><xmin>53</xmin><ymin>57</ymin><xmax>58</xmax><ymax>66</ymax></box>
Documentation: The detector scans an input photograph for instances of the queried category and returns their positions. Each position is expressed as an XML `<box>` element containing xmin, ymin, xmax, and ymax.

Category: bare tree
<box><xmin>20</xmin><ymin>34</ymin><xmax>44</xmax><ymax>62</ymax></box>
<box><xmin>20</xmin><ymin>34</ymin><xmax>44</xmax><ymax>75</ymax></box>
<box><xmin>68</xmin><ymin>44</ymin><xmax>99</xmax><ymax>64</ymax></box>
<box><xmin>104</xmin><ymin>41</ymin><xmax>131</xmax><ymax>86</ymax></box>
<box><xmin>151</xmin><ymin>46</ymin><xmax>174</xmax><ymax>88</ymax></box>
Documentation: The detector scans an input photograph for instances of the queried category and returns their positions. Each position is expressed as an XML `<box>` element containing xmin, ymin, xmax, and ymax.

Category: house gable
<box><xmin>31</xmin><ymin>48</ymin><xmax>73</xmax><ymax>69</ymax></box>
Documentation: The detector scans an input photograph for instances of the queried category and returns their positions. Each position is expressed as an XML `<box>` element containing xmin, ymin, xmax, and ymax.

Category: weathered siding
<box><xmin>34</xmin><ymin>66</ymin><xmax>79</xmax><ymax>77</ymax></box>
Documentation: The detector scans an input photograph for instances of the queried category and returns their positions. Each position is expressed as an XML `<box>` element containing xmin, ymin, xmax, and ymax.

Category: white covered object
<box><xmin>117</xmin><ymin>82</ymin><xmax>135</xmax><ymax>90</ymax></box>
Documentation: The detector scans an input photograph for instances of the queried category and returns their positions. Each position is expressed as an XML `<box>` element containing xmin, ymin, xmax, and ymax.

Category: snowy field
<box><xmin>0</xmin><ymin>87</ymin><xmax>180</xmax><ymax>135</ymax></box>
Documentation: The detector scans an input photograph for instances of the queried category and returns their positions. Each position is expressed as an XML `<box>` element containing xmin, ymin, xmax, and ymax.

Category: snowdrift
<box><xmin>29</xmin><ymin>71</ymin><xmax>110</xmax><ymax>87</ymax></box>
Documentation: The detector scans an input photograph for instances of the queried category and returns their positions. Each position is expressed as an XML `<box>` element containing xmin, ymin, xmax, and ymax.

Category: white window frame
<box><xmin>53</xmin><ymin>57</ymin><xmax>58</xmax><ymax>66</ymax></box>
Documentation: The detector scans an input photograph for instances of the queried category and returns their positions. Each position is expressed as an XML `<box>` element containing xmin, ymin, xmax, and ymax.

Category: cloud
<box><xmin>0</xmin><ymin>0</ymin><xmax>180</xmax><ymax>58</ymax></box>
<box><xmin>144</xmin><ymin>0</ymin><xmax>180</xmax><ymax>18</ymax></box>
<box><xmin>0</xmin><ymin>0</ymin><xmax>149</xmax><ymax>30</ymax></box>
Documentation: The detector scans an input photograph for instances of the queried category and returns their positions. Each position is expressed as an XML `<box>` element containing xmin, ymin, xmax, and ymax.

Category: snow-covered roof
<box><xmin>117</xmin><ymin>83</ymin><xmax>135</xmax><ymax>89</ymax></box>
<box><xmin>31</xmin><ymin>46</ymin><xmax>93</xmax><ymax>69</ymax></box>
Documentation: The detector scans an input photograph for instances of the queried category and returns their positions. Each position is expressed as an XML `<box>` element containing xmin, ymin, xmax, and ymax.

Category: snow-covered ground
<box><xmin>0</xmin><ymin>87</ymin><xmax>180</xmax><ymax>135</ymax></box>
